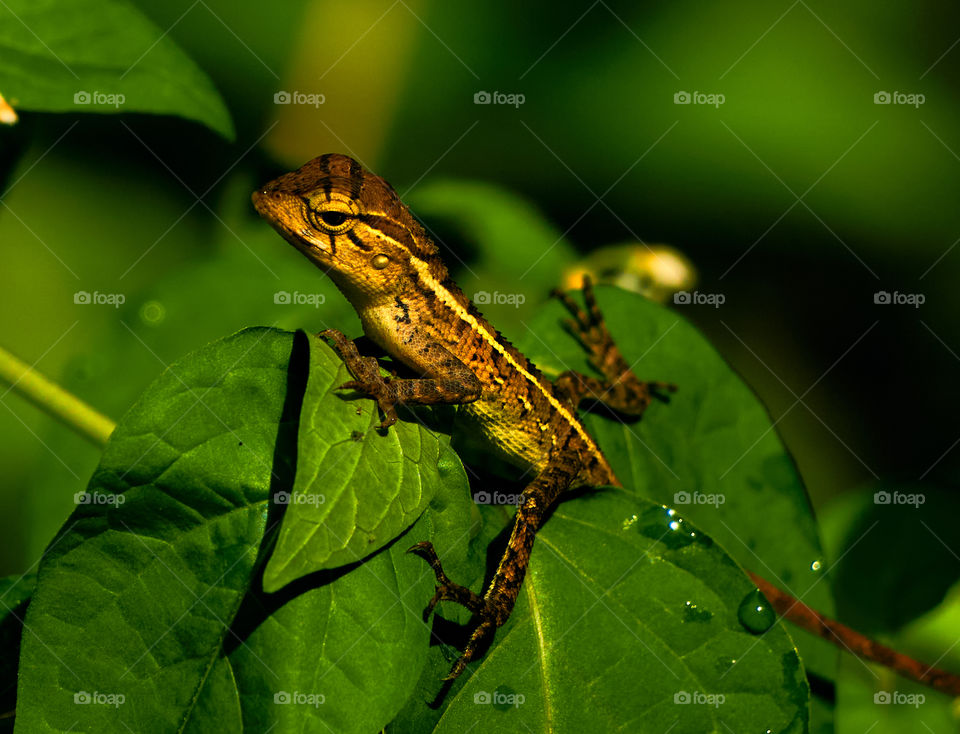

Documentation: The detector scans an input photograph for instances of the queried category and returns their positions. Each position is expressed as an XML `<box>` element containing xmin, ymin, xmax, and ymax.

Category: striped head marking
<box><xmin>253</xmin><ymin>153</ymin><xmax>439</xmax><ymax>301</ymax></box>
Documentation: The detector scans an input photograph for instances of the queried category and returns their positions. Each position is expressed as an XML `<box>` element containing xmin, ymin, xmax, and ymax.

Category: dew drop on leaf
<box><xmin>683</xmin><ymin>600</ymin><xmax>712</xmax><ymax>623</ymax></box>
<box><xmin>637</xmin><ymin>505</ymin><xmax>697</xmax><ymax>549</ymax></box>
<box><xmin>737</xmin><ymin>588</ymin><xmax>776</xmax><ymax>634</ymax></box>
<box><xmin>490</xmin><ymin>684</ymin><xmax>521</xmax><ymax>712</ymax></box>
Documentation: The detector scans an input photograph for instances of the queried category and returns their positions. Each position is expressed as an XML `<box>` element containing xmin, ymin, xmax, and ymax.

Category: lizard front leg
<box><xmin>319</xmin><ymin>328</ymin><xmax>482</xmax><ymax>429</ymax></box>
<box><xmin>409</xmin><ymin>455</ymin><xmax>579</xmax><ymax>681</ymax></box>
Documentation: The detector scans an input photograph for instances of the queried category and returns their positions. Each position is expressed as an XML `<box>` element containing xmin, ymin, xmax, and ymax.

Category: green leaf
<box><xmin>0</xmin><ymin>0</ymin><xmax>233</xmax><ymax>139</ymax></box>
<box><xmin>16</xmin><ymin>327</ymin><xmax>296</xmax><ymax>733</ymax></box>
<box><xmin>262</xmin><ymin>334</ymin><xmax>449</xmax><ymax>591</ymax></box>
<box><xmin>222</xmin><ymin>453</ymin><xmax>476</xmax><ymax>734</ymax></box>
<box><xmin>518</xmin><ymin>287</ymin><xmax>838</xmax><ymax>691</ymax></box>
<box><xmin>390</xmin><ymin>491</ymin><xmax>809</xmax><ymax>733</ymax></box>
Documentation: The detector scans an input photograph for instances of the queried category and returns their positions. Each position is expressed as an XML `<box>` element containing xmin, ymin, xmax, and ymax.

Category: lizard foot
<box><xmin>551</xmin><ymin>276</ymin><xmax>677</xmax><ymax>396</ymax></box>
<box><xmin>318</xmin><ymin>329</ymin><xmax>399</xmax><ymax>428</ymax></box>
<box><xmin>407</xmin><ymin>541</ymin><xmax>495</xmax><ymax>681</ymax></box>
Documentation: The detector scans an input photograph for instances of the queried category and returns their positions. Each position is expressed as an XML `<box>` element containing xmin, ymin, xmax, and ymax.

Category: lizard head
<box><xmin>252</xmin><ymin>153</ymin><xmax>441</xmax><ymax>304</ymax></box>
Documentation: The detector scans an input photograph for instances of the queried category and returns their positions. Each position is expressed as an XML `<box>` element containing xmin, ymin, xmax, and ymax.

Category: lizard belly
<box><xmin>458</xmin><ymin>397</ymin><xmax>552</xmax><ymax>474</ymax></box>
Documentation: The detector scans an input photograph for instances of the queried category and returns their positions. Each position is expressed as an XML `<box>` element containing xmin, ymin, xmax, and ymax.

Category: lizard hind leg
<box><xmin>407</xmin><ymin>461</ymin><xmax>576</xmax><ymax>681</ymax></box>
<box><xmin>551</xmin><ymin>275</ymin><xmax>676</xmax><ymax>417</ymax></box>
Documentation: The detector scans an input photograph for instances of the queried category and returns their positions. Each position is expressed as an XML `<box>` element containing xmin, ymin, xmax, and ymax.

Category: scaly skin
<box><xmin>253</xmin><ymin>153</ymin><xmax>674</xmax><ymax>680</ymax></box>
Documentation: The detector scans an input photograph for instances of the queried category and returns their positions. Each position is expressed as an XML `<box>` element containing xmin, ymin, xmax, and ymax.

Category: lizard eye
<box><xmin>319</xmin><ymin>211</ymin><xmax>347</xmax><ymax>227</ymax></box>
<box><xmin>371</xmin><ymin>254</ymin><xmax>390</xmax><ymax>269</ymax></box>
<box><xmin>310</xmin><ymin>208</ymin><xmax>354</xmax><ymax>233</ymax></box>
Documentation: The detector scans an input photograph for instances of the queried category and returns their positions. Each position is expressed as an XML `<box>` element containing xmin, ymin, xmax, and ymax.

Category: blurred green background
<box><xmin>1</xmin><ymin>0</ymin><xmax>959</xmax><ymax>726</ymax></box>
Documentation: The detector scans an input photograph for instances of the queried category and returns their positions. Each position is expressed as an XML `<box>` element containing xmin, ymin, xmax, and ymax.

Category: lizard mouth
<box><xmin>252</xmin><ymin>188</ymin><xmax>333</xmax><ymax>258</ymax></box>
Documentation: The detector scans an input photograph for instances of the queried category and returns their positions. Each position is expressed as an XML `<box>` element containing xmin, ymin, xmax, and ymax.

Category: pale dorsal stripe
<box><xmin>409</xmin><ymin>257</ymin><xmax>611</xmax><ymax>474</ymax></box>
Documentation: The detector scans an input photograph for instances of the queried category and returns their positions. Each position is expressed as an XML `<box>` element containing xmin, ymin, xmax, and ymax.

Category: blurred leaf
<box><xmin>824</xmin><ymin>484</ymin><xmax>960</xmax><ymax>635</ymax></box>
<box><xmin>0</xmin><ymin>0</ymin><xmax>233</xmax><ymax>139</ymax></box>
<box><xmin>834</xmin><ymin>654</ymin><xmax>956</xmax><ymax>734</ymax></box>
<box><xmin>817</xmin><ymin>485</ymin><xmax>960</xmax><ymax>733</ymax></box>
<box><xmin>262</xmin><ymin>334</ymin><xmax>452</xmax><ymax>590</ymax></box>
<box><xmin>408</xmin><ymin>180</ymin><xmax>577</xmax><ymax>334</ymax></box>
<box><xmin>390</xmin><ymin>491</ymin><xmax>809</xmax><ymax>734</ymax></box>
<box><xmin>518</xmin><ymin>286</ymin><xmax>838</xmax><ymax>695</ymax></box>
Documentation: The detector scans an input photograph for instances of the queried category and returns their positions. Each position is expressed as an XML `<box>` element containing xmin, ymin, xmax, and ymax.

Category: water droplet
<box><xmin>810</xmin><ymin>559</ymin><xmax>822</xmax><ymax>572</ymax></box>
<box><xmin>622</xmin><ymin>514</ymin><xmax>638</xmax><ymax>531</ymax></box>
<box><xmin>637</xmin><ymin>505</ymin><xmax>697</xmax><ymax>549</ymax></box>
<box><xmin>139</xmin><ymin>300</ymin><xmax>166</xmax><ymax>325</ymax></box>
<box><xmin>714</xmin><ymin>656</ymin><xmax>737</xmax><ymax>674</ymax></box>
<box><xmin>490</xmin><ymin>685</ymin><xmax>521</xmax><ymax>712</ymax></box>
<box><xmin>683</xmin><ymin>600</ymin><xmax>712</xmax><ymax>623</ymax></box>
<box><xmin>737</xmin><ymin>588</ymin><xmax>775</xmax><ymax>634</ymax></box>
<box><xmin>437</xmin><ymin>452</ymin><xmax>457</xmax><ymax>476</ymax></box>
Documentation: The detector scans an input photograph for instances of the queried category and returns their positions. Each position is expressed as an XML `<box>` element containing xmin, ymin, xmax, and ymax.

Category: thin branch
<box><xmin>749</xmin><ymin>571</ymin><xmax>960</xmax><ymax>697</ymax></box>
<box><xmin>0</xmin><ymin>344</ymin><xmax>115</xmax><ymax>447</ymax></box>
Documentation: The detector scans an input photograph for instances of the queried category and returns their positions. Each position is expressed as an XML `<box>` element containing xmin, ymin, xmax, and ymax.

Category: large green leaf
<box><xmin>14</xmin><ymin>328</ymin><xmax>471</xmax><ymax>733</ymax></box>
<box><xmin>223</xmin><ymin>455</ymin><xmax>475</xmax><ymax>734</ymax></box>
<box><xmin>0</xmin><ymin>0</ymin><xmax>233</xmax><ymax>138</ymax></box>
<box><xmin>16</xmin><ymin>327</ymin><xmax>295</xmax><ymax>733</ymax></box>
<box><xmin>390</xmin><ymin>491</ymin><xmax>809</xmax><ymax>733</ymax></box>
<box><xmin>262</xmin><ymin>335</ymin><xmax>449</xmax><ymax>591</ymax></box>
<box><xmin>517</xmin><ymin>287</ymin><xmax>837</xmax><ymax>697</ymax></box>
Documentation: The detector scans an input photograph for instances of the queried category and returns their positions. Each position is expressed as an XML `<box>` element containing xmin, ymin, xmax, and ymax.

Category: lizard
<box><xmin>252</xmin><ymin>153</ymin><xmax>675</xmax><ymax>681</ymax></box>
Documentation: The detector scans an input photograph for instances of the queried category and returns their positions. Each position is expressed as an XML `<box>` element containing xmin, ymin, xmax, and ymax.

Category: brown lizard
<box><xmin>252</xmin><ymin>153</ymin><xmax>674</xmax><ymax>681</ymax></box>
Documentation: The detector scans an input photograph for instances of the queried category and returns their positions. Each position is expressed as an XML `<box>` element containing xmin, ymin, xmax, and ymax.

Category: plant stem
<box><xmin>0</xmin><ymin>344</ymin><xmax>115</xmax><ymax>447</ymax></box>
<box><xmin>749</xmin><ymin>571</ymin><xmax>960</xmax><ymax>697</ymax></box>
